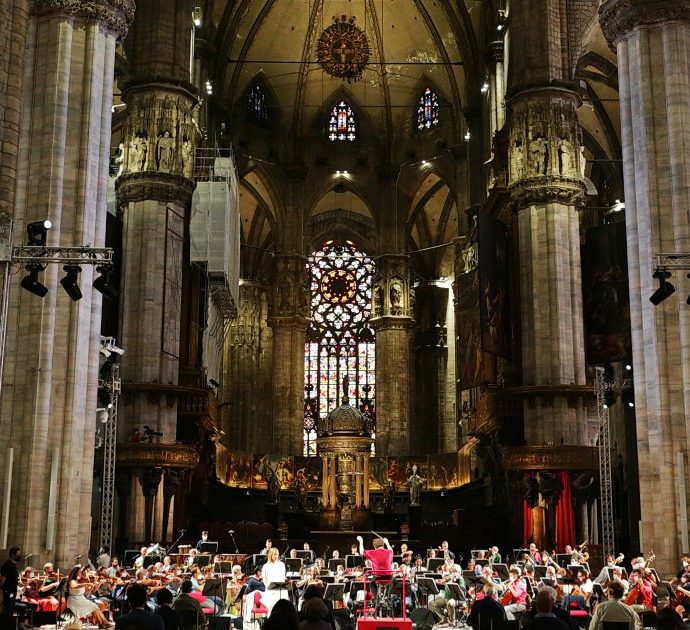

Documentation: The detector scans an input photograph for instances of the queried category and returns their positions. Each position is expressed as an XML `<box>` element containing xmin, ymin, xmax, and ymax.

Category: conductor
<box><xmin>356</xmin><ymin>535</ymin><xmax>393</xmax><ymax>577</ymax></box>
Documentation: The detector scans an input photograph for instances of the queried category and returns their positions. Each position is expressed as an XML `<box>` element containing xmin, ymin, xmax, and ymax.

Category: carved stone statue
<box><xmin>114</xmin><ymin>142</ymin><xmax>125</xmax><ymax>177</ymax></box>
<box><xmin>373</xmin><ymin>284</ymin><xmax>384</xmax><ymax>317</ymax></box>
<box><xmin>407</xmin><ymin>464</ymin><xmax>425</xmax><ymax>506</ymax></box>
<box><xmin>156</xmin><ymin>129</ymin><xmax>175</xmax><ymax>172</ymax></box>
<box><xmin>558</xmin><ymin>137</ymin><xmax>574</xmax><ymax>176</ymax></box>
<box><xmin>390</xmin><ymin>280</ymin><xmax>403</xmax><ymax>316</ymax></box>
<box><xmin>511</xmin><ymin>139</ymin><xmax>525</xmax><ymax>181</ymax></box>
<box><xmin>294</xmin><ymin>468</ymin><xmax>308</xmax><ymax>512</ymax></box>
<box><xmin>181</xmin><ymin>138</ymin><xmax>194</xmax><ymax>178</ymax></box>
<box><xmin>129</xmin><ymin>134</ymin><xmax>147</xmax><ymax>172</ymax></box>
<box><xmin>579</xmin><ymin>145</ymin><xmax>586</xmax><ymax>178</ymax></box>
<box><xmin>529</xmin><ymin>135</ymin><xmax>547</xmax><ymax>176</ymax></box>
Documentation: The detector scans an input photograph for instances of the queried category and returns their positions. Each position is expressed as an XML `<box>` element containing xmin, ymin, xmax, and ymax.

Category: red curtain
<box><xmin>555</xmin><ymin>471</ymin><xmax>576</xmax><ymax>550</ymax></box>
<box><xmin>523</xmin><ymin>499</ymin><xmax>533</xmax><ymax>546</ymax></box>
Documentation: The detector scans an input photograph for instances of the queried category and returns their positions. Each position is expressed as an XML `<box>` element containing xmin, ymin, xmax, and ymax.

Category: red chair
<box><xmin>251</xmin><ymin>590</ymin><xmax>269</xmax><ymax>625</ymax></box>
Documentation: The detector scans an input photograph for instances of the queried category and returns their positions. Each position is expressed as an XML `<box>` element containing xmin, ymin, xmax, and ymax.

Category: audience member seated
<box><xmin>299</xmin><ymin>597</ymin><xmax>332</xmax><ymax>630</ymax></box>
<box><xmin>263</xmin><ymin>599</ymin><xmax>300</xmax><ymax>630</ymax></box>
<box><xmin>172</xmin><ymin>580</ymin><xmax>206</xmax><ymax>630</ymax></box>
<box><xmin>115</xmin><ymin>583</ymin><xmax>164</xmax><ymax>630</ymax></box>
<box><xmin>156</xmin><ymin>587</ymin><xmax>182</xmax><ymax>630</ymax></box>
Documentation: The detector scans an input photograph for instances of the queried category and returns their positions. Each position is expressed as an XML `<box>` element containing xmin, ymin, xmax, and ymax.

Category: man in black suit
<box><xmin>156</xmin><ymin>587</ymin><xmax>182</xmax><ymax>630</ymax></box>
<box><xmin>115</xmin><ymin>583</ymin><xmax>164</xmax><ymax>630</ymax></box>
<box><xmin>467</xmin><ymin>584</ymin><xmax>506</xmax><ymax>630</ymax></box>
<box><xmin>172</xmin><ymin>580</ymin><xmax>206</xmax><ymax>630</ymax></box>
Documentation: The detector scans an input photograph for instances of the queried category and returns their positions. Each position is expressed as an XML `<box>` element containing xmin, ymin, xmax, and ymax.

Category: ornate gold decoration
<box><xmin>502</xmin><ymin>445</ymin><xmax>598</xmax><ymax>471</ymax></box>
<box><xmin>117</xmin><ymin>443</ymin><xmax>200</xmax><ymax>469</ymax></box>
<box><xmin>321</xmin><ymin>269</ymin><xmax>357</xmax><ymax>304</ymax></box>
<box><xmin>317</xmin><ymin>16</ymin><xmax>370</xmax><ymax>83</ymax></box>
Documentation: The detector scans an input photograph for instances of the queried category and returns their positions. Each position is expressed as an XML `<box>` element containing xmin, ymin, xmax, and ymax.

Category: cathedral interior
<box><xmin>0</xmin><ymin>0</ymin><xmax>689</xmax><ymax>578</ymax></box>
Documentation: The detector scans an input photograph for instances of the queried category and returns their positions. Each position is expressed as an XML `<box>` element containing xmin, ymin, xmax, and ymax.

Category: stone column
<box><xmin>267</xmin><ymin>254</ymin><xmax>309</xmax><ymax>454</ymax></box>
<box><xmin>487</xmin><ymin>40</ymin><xmax>506</xmax><ymax>136</ymax></box>
<box><xmin>508</xmin><ymin>89</ymin><xmax>588</xmax><ymax>445</ymax></box>
<box><xmin>223</xmin><ymin>280</ymin><xmax>271</xmax><ymax>452</ymax></box>
<box><xmin>114</xmin><ymin>0</ymin><xmax>199</xmax><ymax>542</ymax></box>
<box><xmin>599</xmin><ymin>0</ymin><xmax>690</xmax><ymax>570</ymax></box>
<box><xmin>0</xmin><ymin>0</ymin><xmax>133</xmax><ymax>567</ymax></box>
<box><xmin>370</xmin><ymin>255</ymin><xmax>414</xmax><ymax>455</ymax></box>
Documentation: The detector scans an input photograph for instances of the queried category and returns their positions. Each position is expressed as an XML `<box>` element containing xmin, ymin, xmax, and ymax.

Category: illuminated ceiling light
<box><xmin>481</xmin><ymin>82</ymin><xmax>489</xmax><ymax>93</ymax></box>
<box><xmin>464</xmin><ymin>131</ymin><xmax>471</xmax><ymax>141</ymax></box>
<box><xmin>193</xmin><ymin>6</ymin><xmax>202</xmax><ymax>26</ymax></box>
<box><xmin>497</xmin><ymin>24</ymin><xmax>504</xmax><ymax>31</ymax></box>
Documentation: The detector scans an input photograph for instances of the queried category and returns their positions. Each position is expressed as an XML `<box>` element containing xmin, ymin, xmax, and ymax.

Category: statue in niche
<box><xmin>277</xmin><ymin>278</ymin><xmax>293</xmax><ymax>314</ymax></box>
<box><xmin>114</xmin><ymin>142</ymin><xmax>125</xmax><ymax>177</ymax></box>
<box><xmin>579</xmin><ymin>145</ymin><xmax>586</xmax><ymax>178</ymax></box>
<box><xmin>156</xmin><ymin>129</ymin><xmax>175</xmax><ymax>172</ymax></box>
<box><xmin>373</xmin><ymin>284</ymin><xmax>384</xmax><ymax>317</ymax></box>
<box><xmin>558</xmin><ymin>137</ymin><xmax>574</xmax><ymax>176</ymax></box>
<box><xmin>529</xmin><ymin>134</ymin><xmax>547</xmax><ymax>176</ymax></box>
<box><xmin>407</xmin><ymin>464</ymin><xmax>426</xmax><ymax>506</ymax></box>
<box><xmin>294</xmin><ymin>468</ymin><xmax>308</xmax><ymax>512</ymax></box>
<box><xmin>389</xmin><ymin>280</ymin><xmax>403</xmax><ymax>316</ymax></box>
<box><xmin>129</xmin><ymin>134</ymin><xmax>147</xmax><ymax>172</ymax></box>
<box><xmin>181</xmin><ymin>137</ymin><xmax>194</xmax><ymax>178</ymax></box>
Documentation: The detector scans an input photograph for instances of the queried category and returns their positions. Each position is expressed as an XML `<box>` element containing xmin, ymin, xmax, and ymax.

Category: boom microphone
<box><xmin>228</xmin><ymin>530</ymin><xmax>235</xmax><ymax>534</ymax></box>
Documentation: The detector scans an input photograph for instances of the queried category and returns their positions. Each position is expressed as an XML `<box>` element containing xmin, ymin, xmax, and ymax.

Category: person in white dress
<box><xmin>261</xmin><ymin>548</ymin><xmax>289</xmax><ymax>613</ymax></box>
<box><xmin>67</xmin><ymin>565</ymin><xmax>113</xmax><ymax>628</ymax></box>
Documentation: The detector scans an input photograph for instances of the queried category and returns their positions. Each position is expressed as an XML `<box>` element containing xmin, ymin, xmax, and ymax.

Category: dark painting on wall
<box><xmin>455</xmin><ymin>265</ymin><xmax>482</xmax><ymax>389</ymax></box>
<box><xmin>582</xmin><ymin>222</ymin><xmax>631</xmax><ymax>363</ymax></box>
<box><xmin>478</xmin><ymin>212</ymin><xmax>511</xmax><ymax>358</ymax></box>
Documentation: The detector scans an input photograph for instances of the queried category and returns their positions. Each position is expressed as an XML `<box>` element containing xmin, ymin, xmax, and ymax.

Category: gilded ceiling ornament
<box><xmin>316</xmin><ymin>15</ymin><xmax>370</xmax><ymax>83</ymax></box>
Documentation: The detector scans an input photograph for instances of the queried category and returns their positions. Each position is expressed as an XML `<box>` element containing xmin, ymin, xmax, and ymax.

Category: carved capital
<box><xmin>117</xmin><ymin>443</ymin><xmax>200</xmax><ymax>470</ymax></box>
<box><xmin>116</xmin><ymin>171</ymin><xmax>195</xmax><ymax>206</ymax></box>
<box><xmin>486</xmin><ymin>40</ymin><xmax>504</xmax><ymax>65</ymax></box>
<box><xmin>510</xmin><ymin>176</ymin><xmax>586</xmax><ymax>208</ymax></box>
<box><xmin>371</xmin><ymin>255</ymin><xmax>414</xmax><ymax>319</ymax></box>
<box><xmin>599</xmin><ymin>0</ymin><xmax>690</xmax><ymax>49</ymax></box>
<box><xmin>502</xmin><ymin>446</ymin><xmax>598</xmax><ymax>471</ymax></box>
<box><xmin>33</xmin><ymin>0</ymin><xmax>136</xmax><ymax>39</ymax></box>
<box><xmin>139</xmin><ymin>466</ymin><xmax>164</xmax><ymax>496</ymax></box>
<box><xmin>369</xmin><ymin>315</ymin><xmax>415</xmax><ymax>332</ymax></box>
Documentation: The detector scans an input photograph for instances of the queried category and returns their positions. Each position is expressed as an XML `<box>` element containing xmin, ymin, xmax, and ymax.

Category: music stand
<box><xmin>268</xmin><ymin>580</ymin><xmax>293</xmax><ymax>603</ymax></box>
<box><xmin>393</xmin><ymin>555</ymin><xmax>403</xmax><ymax>566</ymax></box>
<box><xmin>196</xmin><ymin>554</ymin><xmax>211</xmax><ymax>568</ymax></box>
<box><xmin>324</xmin><ymin>583</ymin><xmax>345</xmax><ymax>607</ymax></box>
<box><xmin>492</xmin><ymin>563</ymin><xmax>509</xmax><ymax>581</ymax></box>
<box><xmin>606</xmin><ymin>567</ymin><xmax>627</xmax><ymax>580</ymax></box>
<box><xmin>328</xmin><ymin>559</ymin><xmax>345</xmax><ymax>572</ymax></box>
<box><xmin>123</xmin><ymin>549</ymin><xmax>140</xmax><ymax>567</ymax></box>
<box><xmin>534</xmin><ymin>565</ymin><xmax>548</xmax><ymax>579</ymax></box>
<box><xmin>295</xmin><ymin>550</ymin><xmax>314</xmax><ymax>562</ymax></box>
<box><xmin>556</xmin><ymin>554</ymin><xmax>571</xmax><ymax>568</ymax></box>
<box><xmin>592</xmin><ymin>583</ymin><xmax>607</xmax><ymax>605</ymax></box>
<box><xmin>203</xmin><ymin>577</ymin><xmax>223</xmax><ymax>616</ymax></box>
<box><xmin>252</xmin><ymin>554</ymin><xmax>268</xmax><ymax>569</ymax></box>
<box><xmin>285</xmin><ymin>558</ymin><xmax>303</xmax><ymax>574</ymax></box>
<box><xmin>476</xmin><ymin>559</ymin><xmax>490</xmax><ymax>568</ymax></box>
<box><xmin>346</xmin><ymin>554</ymin><xmax>363</xmax><ymax>569</ymax></box>
<box><xmin>426</xmin><ymin>558</ymin><xmax>445</xmax><ymax>571</ymax></box>
<box><xmin>513</xmin><ymin>549</ymin><xmax>530</xmax><ymax>563</ymax></box>
<box><xmin>446</xmin><ymin>582</ymin><xmax>466</xmax><ymax>626</ymax></box>
<box><xmin>199</xmin><ymin>541</ymin><xmax>219</xmax><ymax>555</ymax></box>
<box><xmin>463</xmin><ymin>570</ymin><xmax>478</xmax><ymax>584</ymax></box>
<box><xmin>416</xmin><ymin>577</ymin><xmax>439</xmax><ymax>608</ymax></box>
<box><xmin>471</xmin><ymin>549</ymin><xmax>489</xmax><ymax>559</ymax></box>
<box><xmin>215</xmin><ymin>561</ymin><xmax>233</xmax><ymax>574</ymax></box>
<box><xmin>321</xmin><ymin>576</ymin><xmax>336</xmax><ymax>584</ymax></box>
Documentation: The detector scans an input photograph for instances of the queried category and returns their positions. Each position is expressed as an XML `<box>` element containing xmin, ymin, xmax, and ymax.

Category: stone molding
<box><xmin>510</xmin><ymin>176</ymin><xmax>587</xmax><ymax>208</ymax></box>
<box><xmin>116</xmin><ymin>443</ymin><xmax>200</xmax><ymax>469</ymax></box>
<box><xmin>486</xmin><ymin>40</ymin><xmax>505</xmax><ymax>65</ymax></box>
<box><xmin>599</xmin><ymin>0</ymin><xmax>690</xmax><ymax>49</ymax></box>
<box><xmin>316</xmin><ymin>436</ymin><xmax>373</xmax><ymax>453</ymax></box>
<box><xmin>502</xmin><ymin>445</ymin><xmax>598</xmax><ymax>471</ymax></box>
<box><xmin>33</xmin><ymin>0</ymin><xmax>135</xmax><ymax>39</ymax></box>
<box><xmin>369</xmin><ymin>315</ymin><xmax>415</xmax><ymax>331</ymax></box>
<box><xmin>115</xmin><ymin>171</ymin><xmax>195</xmax><ymax>206</ymax></box>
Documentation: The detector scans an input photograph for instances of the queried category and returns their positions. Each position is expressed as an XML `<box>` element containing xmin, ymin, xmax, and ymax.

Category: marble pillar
<box><xmin>370</xmin><ymin>255</ymin><xmax>414</xmax><ymax>455</ymax></box>
<box><xmin>267</xmin><ymin>254</ymin><xmax>309</xmax><ymax>454</ymax></box>
<box><xmin>508</xmin><ymin>90</ymin><xmax>588</xmax><ymax>445</ymax></box>
<box><xmin>600</xmin><ymin>0</ymin><xmax>690</xmax><ymax>570</ymax></box>
<box><xmin>0</xmin><ymin>0</ymin><xmax>133</xmax><ymax>567</ymax></box>
<box><xmin>223</xmin><ymin>280</ymin><xmax>272</xmax><ymax>452</ymax></box>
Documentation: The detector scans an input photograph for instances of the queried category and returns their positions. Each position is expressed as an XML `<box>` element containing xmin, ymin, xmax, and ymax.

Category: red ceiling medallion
<box><xmin>316</xmin><ymin>15</ymin><xmax>370</xmax><ymax>84</ymax></box>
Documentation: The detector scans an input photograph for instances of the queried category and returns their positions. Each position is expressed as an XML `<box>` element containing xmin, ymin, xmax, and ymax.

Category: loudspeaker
<box><xmin>408</xmin><ymin>607</ymin><xmax>435</xmax><ymax>629</ymax></box>
<box><xmin>356</xmin><ymin>618</ymin><xmax>413</xmax><ymax>630</ymax></box>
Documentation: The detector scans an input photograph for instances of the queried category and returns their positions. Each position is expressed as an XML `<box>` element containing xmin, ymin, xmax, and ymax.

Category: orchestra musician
<box><xmin>502</xmin><ymin>567</ymin><xmax>528</xmax><ymax>620</ymax></box>
<box><xmin>261</xmin><ymin>539</ymin><xmax>274</xmax><ymax>555</ymax></box>
<box><xmin>399</xmin><ymin>543</ymin><xmax>413</xmax><ymax>565</ymax></box>
<box><xmin>196</xmin><ymin>531</ymin><xmax>210</xmax><ymax>550</ymax></box>
<box><xmin>467</xmin><ymin>583</ymin><xmax>506</xmax><ymax>630</ymax></box>
<box><xmin>440</xmin><ymin>541</ymin><xmax>456</xmax><ymax>563</ymax></box>
<box><xmin>589</xmin><ymin>581</ymin><xmax>642</xmax><ymax>630</ymax></box>
<box><xmin>429</xmin><ymin>560</ymin><xmax>465</xmax><ymax>625</ymax></box>
<box><xmin>625</xmin><ymin>569</ymin><xmax>654</xmax><ymax>611</ymax></box>
<box><xmin>226</xmin><ymin>564</ymin><xmax>245</xmax><ymax>615</ymax></box>
<box><xmin>67</xmin><ymin>565</ymin><xmax>114</xmax><ymax>628</ymax></box>
<box><xmin>489</xmin><ymin>546</ymin><xmax>502</xmax><ymax>564</ymax></box>
<box><xmin>134</xmin><ymin>546</ymin><xmax>149</xmax><ymax>569</ymax></box>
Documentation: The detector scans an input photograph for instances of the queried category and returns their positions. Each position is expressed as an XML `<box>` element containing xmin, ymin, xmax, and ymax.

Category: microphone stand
<box><xmin>229</xmin><ymin>531</ymin><xmax>240</xmax><ymax>554</ymax></box>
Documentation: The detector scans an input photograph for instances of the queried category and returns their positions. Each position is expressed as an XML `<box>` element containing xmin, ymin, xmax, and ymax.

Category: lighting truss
<box><xmin>9</xmin><ymin>245</ymin><xmax>113</xmax><ymax>265</ymax></box>
<box><xmin>99</xmin><ymin>359</ymin><xmax>120</xmax><ymax>553</ymax></box>
<box><xmin>653</xmin><ymin>253</ymin><xmax>690</xmax><ymax>271</ymax></box>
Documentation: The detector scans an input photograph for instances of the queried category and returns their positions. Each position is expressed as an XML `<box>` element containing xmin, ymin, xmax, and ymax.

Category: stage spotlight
<box><xmin>93</xmin><ymin>266</ymin><xmax>118</xmax><ymax>300</ymax></box>
<box><xmin>26</xmin><ymin>219</ymin><xmax>51</xmax><ymax>246</ymax></box>
<box><xmin>60</xmin><ymin>265</ymin><xmax>82</xmax><ymax>301</ymax></box>
<box><xmin>20</xmin><ymin>264</ymin><xmax>48</xmax><ymax>297</ymax></box>
<box><xmin>650</xmin><ymin>270</ymin><xmax>675</xmax><ymax>305</ymax></box>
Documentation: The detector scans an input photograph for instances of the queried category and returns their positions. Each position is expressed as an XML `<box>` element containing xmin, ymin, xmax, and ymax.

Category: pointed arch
<box><xmin>239</xmin><ymin>71</ymin><xmax>283</xmax><ymax>128</ymax></box>
<box><xmin>239</xmin><ymin>164</ymin><xmax>283</xmax><ymax>224</ymax></box>
<box><xmin>308</xmin><ymin>87</ymin><xmax>376</xmax><ymax>143</ymax></box>
<box><xmin>306</xmin><ymin>178</ymin><xmax>375</xmax><ymax>223</ymax></box>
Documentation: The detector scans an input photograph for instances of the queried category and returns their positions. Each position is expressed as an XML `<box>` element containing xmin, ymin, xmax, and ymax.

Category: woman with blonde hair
<box><xmin>262</xmin><ymin>547</ymin><xmax>288</xmax><ymax>612</ymax></box>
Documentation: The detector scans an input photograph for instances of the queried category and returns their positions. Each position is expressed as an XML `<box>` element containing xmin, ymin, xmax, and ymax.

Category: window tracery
<box><xmin>247</xmin><ymin>84</ymin><xmax>268</xmax><ymax>123</ymax></box>
<box><xmin>304</xmin><ymin>241</ymin><xmax>375</xmax><ymax>455</ymax></box>
<box><xmin>328</xmin><ymin>101</ymin><xmax>356</xmax><ymax>141</ymax></box>
<box><xmin>417</xmin><ymin>87</ymin><xmax>439</xmax><ymax>130</ymax></box>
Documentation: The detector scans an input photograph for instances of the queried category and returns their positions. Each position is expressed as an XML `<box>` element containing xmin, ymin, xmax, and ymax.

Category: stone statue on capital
<box><xmin>407</xmin><ymin>464</ymin><xmax>426</xmax><ymax>506</ymax></box>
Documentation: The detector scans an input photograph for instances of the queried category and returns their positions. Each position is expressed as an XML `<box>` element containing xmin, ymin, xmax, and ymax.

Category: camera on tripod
<box><xmin>142</xmin><ymin>425</ymin><xmax>164</xmax><ymax>442</ymax></box>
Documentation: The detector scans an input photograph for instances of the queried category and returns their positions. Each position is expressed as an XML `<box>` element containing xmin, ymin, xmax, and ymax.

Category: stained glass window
<box><xmin>304</xmin><ymin>241</ymin><xmax>375</xmax><ymax>455</ymax></box>
<box><xmin>328</xmin><ymin>101</ymin><xmax>356</xmax><ymax>141</ymax></box>
<box><xmin>417</xmin><ymin>87</ymin><xmax>439</xmax><ymax>130</ymax></box>
<box><xmin>247</xmin><ymin>84</ymin><xmax>268</xmax><ymax>123</ymax></box>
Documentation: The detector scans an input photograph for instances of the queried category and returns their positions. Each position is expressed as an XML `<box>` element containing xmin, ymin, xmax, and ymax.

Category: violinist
<box><xmin>399</xmin><ymin>543</ymin><xmax>413</xmax><ymax>565</ymax></box>
<box><xmin>594</xmin><ymin>554</ymin><xmax>622</xmax><ymax>585</ymax></box>
<box><xmin>67</xmin><ymin>565</ymin><xmax>114</xmax><ymax>628</ymax></box>
<box><xmin>106</xmin><ymin>557</ymin><xmax>121</xmax><ymax>578</ymax></box>
<box><xmin>502</xmin><ymin>567</ymin><xmax>528</xmax><ymax>620</ymax></box>
<box><xmin>225</xmin><ymin>564</ymin><xmax>245</xmax><ymax>616</ymax></box>
<box><xmin>38</xmin><ymin>563</ymin><xmax>61</xmax><ymax>610</ymax></box>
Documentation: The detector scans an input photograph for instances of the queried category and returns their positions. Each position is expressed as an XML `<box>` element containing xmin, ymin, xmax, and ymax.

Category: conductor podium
<box><xmin>356</xmin><ymin>620</ymin><xmax>412</xmax><ymax>630</ymax></box>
